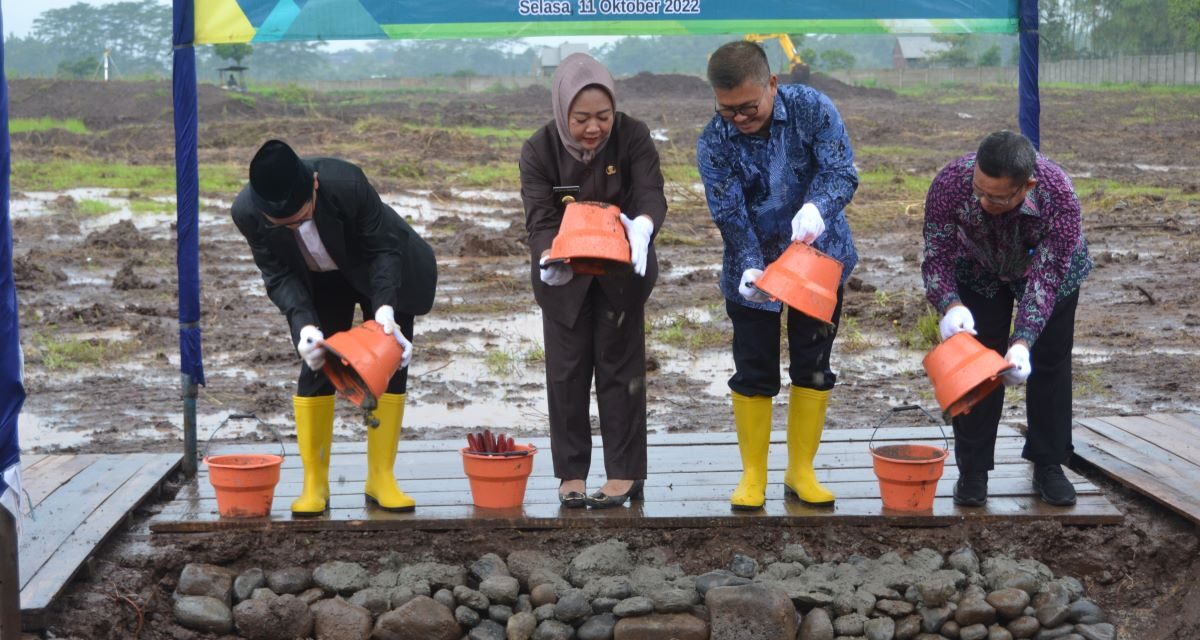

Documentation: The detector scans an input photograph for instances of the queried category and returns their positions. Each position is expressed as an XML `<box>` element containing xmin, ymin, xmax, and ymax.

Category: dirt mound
<box><xmin>806</xmin><ymin>73</ymin><xmax>896</xmax><ymax>101</ymax></box>
<box><xmin>8</xmin><ymin>78</ymin><xmax>279</xmax><ymax>130</ymax></box>
<box><xmin>617</xmin><ymin>72</ymin><xmax>711</xmax><ymax>99</ymax></box>
<box><xmin>85</xmin><ymin>220</ymin><xmax>143</xmax><ymax>250</ymax></box>
<box><xmin>112</xmin><ymin>260</ymin><xmax>156</xmax><ymax>290</ymax></box>
<box><xmin>443</xmin><ymin>227</ymin><xmax>526</xmax><ymax>257</ymax></box>
<box><xmin>12</xmin><ymin>252</ymin><xmax>67</xmax><ymax>291</ymax></box>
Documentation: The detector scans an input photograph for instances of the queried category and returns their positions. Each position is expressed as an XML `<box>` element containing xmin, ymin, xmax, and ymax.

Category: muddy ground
<box><xmin>7</xmin><ymin>77</ymin><xmax>1199</xmax><ymax>638</ymax></box>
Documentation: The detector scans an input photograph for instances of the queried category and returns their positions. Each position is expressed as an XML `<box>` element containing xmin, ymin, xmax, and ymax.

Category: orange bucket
<box><xmin>868</xmin><ymin>405</ymin><xmax>950</xmax><ymax>512</ymax></box>
<box><xmin>322</xmin><ymin>320</ymin><xmax>404</xmax><ymax>411</ymax></box>
<box><xmin>922</xmin><ymin>332</ymin><xmax>1012</xmax><ymax>417</ymax></box>
<box><xmin>461</xmin><ymin>444</ymin><xmax>537</xmax><ymax>509</ymax></box>
<box><xmin>547</xmin><ymin>202</ymin><xmax>631</xmax><ymax>276</ymax></box>
<box><xmin>205</xmin><ymin>454</ymin><xmax>282</xmax><ymax>518</ymax></box>
<box><xmin>755</xmin><ymin>242</ymin><xmax>844</xmax><ymax>323</ymax></box>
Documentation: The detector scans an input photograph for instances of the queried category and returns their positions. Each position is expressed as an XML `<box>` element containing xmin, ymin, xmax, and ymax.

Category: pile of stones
<box><xmin>171</xmin><ymin>539</ymin><xmax>1116</xmax><ymax>639</ymax></box>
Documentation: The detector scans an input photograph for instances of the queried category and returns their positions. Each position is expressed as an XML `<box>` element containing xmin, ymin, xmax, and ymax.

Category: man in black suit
<box><xmin>232</xmin><ymin>139</ymin><xmax>437</xmax><ymax>515</ymax></box>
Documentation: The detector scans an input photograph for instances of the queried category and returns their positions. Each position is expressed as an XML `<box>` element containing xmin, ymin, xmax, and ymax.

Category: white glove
<box><xmin>539</xmin><ymin>255</ymin><xmax>573</xmax><ymax>287</ymax></box>
<box><xmin>939</xmin><ymin>305</ymin><xmax>977</xmax><ymax>341</ymax></box>
<box><xmin>374</xmin><ymin>305</ymin><xmax>413</xmax><ymax>368</ymax></box>
<box><xmin>790</xmin><ymin>203</ymin><xmax>826</xmax><ymax>244</ymax></box>
<box><xmin>1002</xmin><ymin>343</ymin><xmax>1031</xmax><ymax>386</ymax></box>
<box><xmin>297</xmin><ymin>325</ymin><xmax>326</xmax><ymax>371</ymax></box>
<box><xmin>738</xmin><ymin>268</ymin><xmax>770</xmax><ymax>303</ymax></box>
<box><xmin>619</xmin><ymin>213</ymin><xmax>654</xmax><ymax>277</ymax></box>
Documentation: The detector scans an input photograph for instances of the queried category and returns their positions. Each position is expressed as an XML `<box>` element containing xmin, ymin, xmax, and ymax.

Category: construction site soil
<box><xmin>7</xmin><ymin>76</ymin><xmax>1199</xmax><ymax>638</ymax></box>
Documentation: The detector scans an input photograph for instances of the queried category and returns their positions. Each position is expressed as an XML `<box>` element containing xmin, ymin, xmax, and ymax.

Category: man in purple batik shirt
<box><xmin>923</xmin><ymin>130</ymin><xmax>1092</xmax><ymax>508</ymax></box>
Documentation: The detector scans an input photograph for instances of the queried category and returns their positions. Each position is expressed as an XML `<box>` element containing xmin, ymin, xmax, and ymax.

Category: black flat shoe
<box><xmin>558</xmin><ymin>480</ymin><xmax>586</xmax><ymax>509</ymax></box>
<box><xmin>585</xmin><ymin>480</ymin><xmax>644</xmax><ymax>509</ymax></box>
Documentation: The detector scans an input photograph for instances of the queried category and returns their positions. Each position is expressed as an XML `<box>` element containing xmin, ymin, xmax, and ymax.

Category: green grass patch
<box><xmin>1074</xmin><ymin>367</ymin><xmax>1105</xmax><ymax>397</ymax></box>
<box><xmin>856</xmin><ymin>145</ymin><xmax>942</xmax><ymax>161</ymax></box>
<box><xmin>650</xmin><ymin>313</ymin><xmax>727</xmax><ymax>351</ymax></box>
<box><xmin>857</xmin><ymin>167</ymin><xmax>932</xmax><ymax>199</ymax></box>
<box><xmin>1074</xmin><ymin>179</ymin><xmax>1182</xmax><ymax>207</ymax></box>
<box><xmin>28</xmin><ymin>334</ymin><xmax>134</xmax><ymax>371</ymax></box>
<box><xmin>77</xmin><ymin>199</ymin><xmax>118</xmax><ymax>216</ymax></box>
<box><xmin>446</xmin><ymin>162</ymin><xmax>520</xmax><ymax>188</ymax></box>
<box><xmin>129</xmin><ymin>199</ymin><xmax>176</xmax><ymax>214</ymax></box>
<box><xmin>661</xmin><ymin>164</ymin><xmax>701</xmax><ymax>184</ymax></box>
<box><xmin>836</xmin><ymin>316</ymin><xmax>874</xmax><ymax>354</ymax></box>
<box><xmin>1043</xmin><ymin>82</ymin><xmax>1200</xmax><ymax>95</ymax></box>
<box><xmin>12</xmin><ymin>159</ymin><xmax>243</xmax><ymax>195</ymax></box>
<box><xmin>10</xmin><ymin>117</ymin><xmax>90</xmax><ymax>135</ymax></box>
<box><xmin>897</xmin><ymin>309</ymin><xmax>941</xmax><ymax>351</ymax></box>
<box><xmin>655</xmin><ymin>225</ymin><xmax>709</xmax><ymax>247</ymax></box>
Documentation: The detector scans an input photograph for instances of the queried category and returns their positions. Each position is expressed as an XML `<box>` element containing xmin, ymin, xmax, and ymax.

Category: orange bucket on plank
<box><xmin>205</xmin><ymin>454</ymin><xmax>282</xmax><ymax>518</ymax></box>
<box><xmin>922</xmin><ymin>332</ymin><xmax>1012</xmax><ymax>417</ymax></box>
<box><xmin>868</xmin><ymin>404</ymin><xmax>950</xmax><ymax>512</ymax></box>
<box><xmin>547</xmin><ymin>201</ymin><xmax>631</xmax><ymax>276</ymax></box>
<box><xmin>755</xmin><ymin>242</ymin><xmax>843</xmax><ymax>323</ymax></box>
<box><xmin>461</xmin><ymin>444</ymin><xmax>537</xmax><ymax>509</ymax></box>
<box><xmin>322</xmin><ymin>320</ymin><xmax>404</xmax><ymax>411</ymax></box>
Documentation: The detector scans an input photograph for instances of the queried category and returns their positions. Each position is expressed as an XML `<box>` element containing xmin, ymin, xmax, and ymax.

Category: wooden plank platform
<box><xmin>18</xmin><ymin>452</ymin><xmax>181</xmax><ymax>628</ymax></box>
<box><xmin>151</xmin><ymin>425</ymin><xmax>1121</xmax><ymax>533</ymax></box>
<box><xmin>1074</xmin><ymin>413</ymin><xmax>1200</xmax><ymax>525</ymax></box>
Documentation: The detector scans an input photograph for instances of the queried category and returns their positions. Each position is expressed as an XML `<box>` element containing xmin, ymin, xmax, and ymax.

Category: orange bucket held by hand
<box><xmin>321</xmin><ymin>320</ymin><xmax>404</xmax><ymax>411</ymax></box>
<box><xmin>922</xmin><ymin>332</ymin><xmax>1013</xmax><ymax>417</ymax></box>
<box><xmin>547</xmin><ymin>201</ymin><xmax>632</xmax><ymax>276</ymax></box>
<box><xmin>754</xmin><ymin>242</ymin><xmax>844</xmax><ymax>323</ymax></box>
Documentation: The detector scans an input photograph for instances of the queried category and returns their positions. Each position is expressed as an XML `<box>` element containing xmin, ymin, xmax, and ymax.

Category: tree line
<box><xmin>3</xmin><ymin>0</ymin><xmax>1197</xmax><ymax>81</ymax></box>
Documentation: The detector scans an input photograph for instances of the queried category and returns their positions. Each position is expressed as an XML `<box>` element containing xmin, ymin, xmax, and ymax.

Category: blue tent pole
<box><xmin>173</xmin><ymin>0</ymin><xmax>205</xmax><ymax>476</ymax></box>
<box><xmin>1018</xmin><ymin>0</ymin><xmax>1041</xmax><ymax>150</ymax></box>
<box><xmin>0</xmin><ymin>0</ymin><xmax>27</xmax><ymax>633</ymax></box>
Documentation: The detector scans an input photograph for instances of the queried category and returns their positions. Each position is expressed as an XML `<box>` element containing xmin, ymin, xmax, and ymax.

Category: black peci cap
<box><xmin>248</xmin><ymin>139</ymin><xmax>313</xmax><ymax>218</ymax></box>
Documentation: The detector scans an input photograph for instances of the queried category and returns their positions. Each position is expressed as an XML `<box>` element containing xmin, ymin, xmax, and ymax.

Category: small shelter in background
<box><xmin>892</xmin><ymin>36</ymin><xmax>951</xmax><ymax>69</ymax></box>
<box><xmin>535</xmin><ymin>43</ymin><xmax>589</xmax><ymax>77</ymax></box>
<box><xmin>218</xmin><ymin>65</ymin><xmax>247</xmax><ymax>92</ymax></box>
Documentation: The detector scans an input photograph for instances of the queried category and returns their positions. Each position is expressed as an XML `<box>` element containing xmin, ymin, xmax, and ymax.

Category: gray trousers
<box><xmin>542</xmin><ymin>281</ymin><xmax>647</xmax><ymax>480</ymax></box>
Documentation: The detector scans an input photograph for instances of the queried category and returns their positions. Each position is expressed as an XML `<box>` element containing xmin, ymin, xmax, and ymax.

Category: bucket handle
<box><xmin>868</xmin><ymin>404</ymin><xmax>950</xmax><ymax>454</ymax></box>
<box><xmin>202</xmin><ymin>412</ymin><xmax>286</xmax><ymax>462</ymax></box>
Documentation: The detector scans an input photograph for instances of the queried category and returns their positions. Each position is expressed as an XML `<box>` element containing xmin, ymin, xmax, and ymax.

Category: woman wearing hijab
<box><xmin>519</xmin><ymin>53</ymin><xmax>667</xmax><ymax>509</ymax></box>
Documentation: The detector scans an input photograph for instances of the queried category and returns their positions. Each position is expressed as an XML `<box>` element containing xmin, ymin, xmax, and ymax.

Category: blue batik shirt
<box><xmin>697</xmin><ymin>83</ymin><xmax>859</xmax><ymax>312</ymax></box>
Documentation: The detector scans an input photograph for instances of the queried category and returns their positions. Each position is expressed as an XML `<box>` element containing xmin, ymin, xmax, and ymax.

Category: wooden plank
<box><xmin>1091</xmin><ymin>415</ymin><xmax>1200</xmax><ymax>470</ymax></box>
<box><xmin>20</xmin><ymin>454</ymin><xmax>180</xmax><ymax>623</ymax></box>
<box><xmin>1075</xmin><ymin>418</ymin><xmax>1199</xmax><ymax>480</ymax></box>
<box><xmin>182</xmin><ymin>462</ymin><xmax>1097</xmax><ymax>501</ymax></box>
<box><xmin>18</xmin><ymin>454</ymin><xmax>140</xmax><ymax>589</ymax></box>
<box><xmin>149</xmin><ymin>493</ymin><xmax>1122</xmax><ymax>534</ymax></box>
<box><xmin>1073</xmin><ymin>426</ymin><xmax>1200</xmax><ymax>525</ymax></box>
<box><xmin>18</xmin><ymin>455</ymin><xmax>47</xmax><ymax>470</ymax></box>
<box><xmin>1168</xmin><ymin>413</ymin><xmax>1200</xmax><ymax>430</ymax></box>
<box><xmin>209</xmin><ymin>424</ymin><xmax>1004</xmax><ymax>456</ymax></box>
<box><xmin>21</xmin><ymin>455</ymin><xmax>102</xmax><ymax>512</ymax></box>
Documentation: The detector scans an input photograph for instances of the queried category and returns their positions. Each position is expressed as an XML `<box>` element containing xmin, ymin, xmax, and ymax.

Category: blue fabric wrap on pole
<box><xmin>1018</xmin><ymin>0</ymin><xmax>1041</xmax><ymax>150</ymax></box>
<box><xmin>0</xmin><ymin>0</ymin><xmax>27</xmax><ymax>513</ymax></box>
<box><xmin>174</xmin><ymin>0</ymin><xmax>205</xmax><ymax>386</ymax></box>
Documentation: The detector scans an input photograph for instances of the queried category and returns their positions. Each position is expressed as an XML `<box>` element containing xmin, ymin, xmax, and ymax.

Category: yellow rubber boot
<box><xmin>291</xmin><ymin>395</ymin><xmax>336</xmax><ymax>516</ymax></box>
<box><xmin>783</xmin><ymin>386</ymin><xmax>835</xmax><ymax>505</ymax></box>
<box><xmin>730</xmin><ymin>391</ymin><xmax>773</xmax><ymax>510</ymax></box>
<box><xmin>364</xmin><ymin>392</ymin><xmax>416</xmax><ymax>512</ymax></box>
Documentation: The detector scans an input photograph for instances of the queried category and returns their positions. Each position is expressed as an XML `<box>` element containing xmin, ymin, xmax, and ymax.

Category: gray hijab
<box><xmin>552</xmin><ymin>53</ymin><xmax>616</xmax><ymax>164</ymax></box>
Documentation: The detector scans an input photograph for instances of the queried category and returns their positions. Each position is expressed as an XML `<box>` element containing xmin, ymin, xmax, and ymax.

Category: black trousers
<box><xmin>297</xmin><ymin>270</ymin><xmax>413</xmax><ymax>398</ymax></box>
<box><xmin>543</xmin><ymin>280</ymin><xmax>647</xmax><ymax>480</ymax></box>
<box><xmin>953</xmin><ymin>286</ymin><xmax>1080</xmax><ymax>472</ymax></box>
<box><xmin>725</xmin><ymin>287</ymin><xmax>844</xmax><ymax>397</ymax></box>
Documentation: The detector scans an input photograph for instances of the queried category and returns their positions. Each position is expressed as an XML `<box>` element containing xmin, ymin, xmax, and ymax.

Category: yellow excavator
<box><xmin>744</xmin><ymin>33</ymin><xmax>811</xmax><ymax>84</ymax></box>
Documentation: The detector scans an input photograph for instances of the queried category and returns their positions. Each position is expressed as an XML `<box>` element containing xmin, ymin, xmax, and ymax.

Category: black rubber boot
<box><xmin>953</xmin><ymin>470</ymin><xmax>989</xmax><ymax>507</ymax></box>
<box><xmin>1034</xmin><ymin>464</ymin><xmax>1077</xmax><ymax>506</ymax></box>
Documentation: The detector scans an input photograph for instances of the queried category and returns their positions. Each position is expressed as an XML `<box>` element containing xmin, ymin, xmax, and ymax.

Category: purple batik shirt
<box><xmin>922</xmin><ymin>153</ymin><xmax>1092</xmax><ymax>348</ymax></box>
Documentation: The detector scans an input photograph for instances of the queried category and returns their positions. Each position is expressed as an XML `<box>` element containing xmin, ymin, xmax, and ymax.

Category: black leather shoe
<box><xmin>953</xmin><ymin>471</ymin><xmax>989</xmax><ymax>506</ymax></box>
<box><xmin>1034</xmin><ymin>464</ymin><xmax>1077</xmax><ymax>506</ymax></box>
<box><xmin>585</xmin><ymin>480</ymin><xmax>644</xmax><ymax>509</ymax></box>
<box><xmin>558</xmin><ymin>480</ymin><xmax>586</xmax><ymax>509</ymax></box>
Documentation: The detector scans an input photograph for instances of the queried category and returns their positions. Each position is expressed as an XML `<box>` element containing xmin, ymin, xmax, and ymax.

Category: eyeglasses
<box><xmin>715</xmin><ymin>87</ymin><xmax>767</xmax><ymax>120</ymax></box>
<box><xmin>971</xmin><ymin>181</ymin><xmax>1024</xmax><ymax>208</ymax></box>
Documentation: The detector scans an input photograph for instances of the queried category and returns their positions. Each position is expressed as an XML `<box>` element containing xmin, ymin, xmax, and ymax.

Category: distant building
<box><xmin>535</xmin><ymin>43</ymin><xmax>590</xmax><ymax>77</ymax></box>
<box><xmin>892</xmin><ymin>36</ymin><xmax>951</xmax><ymax>69</ymax></box>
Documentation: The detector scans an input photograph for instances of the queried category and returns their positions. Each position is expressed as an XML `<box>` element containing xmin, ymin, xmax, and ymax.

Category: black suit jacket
<box><xmin>231</xmin><ymin>158</ymin><xmax>437</xmax><ymax>343</ymax></box>
<box><xmin>519</xmin><ymin>113</ymin><xmax>668</xmax><ymax>327</ymax></box>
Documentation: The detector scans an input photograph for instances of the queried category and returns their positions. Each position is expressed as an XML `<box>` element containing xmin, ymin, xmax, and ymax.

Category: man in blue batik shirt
<box><xmin>697</xmin><ymin>41</ymin><xmax>859</xmax><ymax>511</ymax></box>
